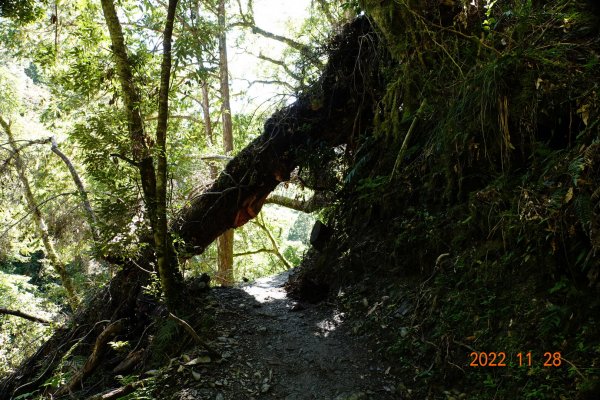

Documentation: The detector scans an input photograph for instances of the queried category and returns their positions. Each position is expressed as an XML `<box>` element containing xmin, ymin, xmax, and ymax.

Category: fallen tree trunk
<box><xmin>173</xmin><ymin>16</ymin><xmax>381</xmax><ymax>256</ymax></box>
<box><xmin>0</xmin><ymin>17</ymin><xmax>383</xmax><ymax>399</ymax></box>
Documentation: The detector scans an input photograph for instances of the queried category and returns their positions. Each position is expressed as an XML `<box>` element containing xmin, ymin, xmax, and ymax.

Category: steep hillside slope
<box><xmin>290</xmin><ymin>1</ymin><xmax>600</xmax><ymax>398</ymax></box>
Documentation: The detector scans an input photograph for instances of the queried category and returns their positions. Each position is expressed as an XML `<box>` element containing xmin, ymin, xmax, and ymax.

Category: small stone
<box><xmin>260</xmin><ymin>383</ymin><xmax>271</xmax><ymax>393</ymax></box>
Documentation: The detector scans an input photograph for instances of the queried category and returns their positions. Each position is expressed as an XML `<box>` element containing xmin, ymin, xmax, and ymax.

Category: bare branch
<box><xmin>252</xmin><ymin>215</ymin><xmax>292</xmax><ymax>270</ymax></box>
<box><xmin>234</xmin><ymin>248</ymin><xmax>275</xmax><ymax>257</ymax></box>
<box><xmin>200</xmin><ymin>154</ymin><xmax>233</xmax><ymax>162</ymax></box>
<box><xmin>0</xmin><ymin>307</ymin><xmax>51</xmax><ymax>325</ymax></box>
<box><xmin>240</xmin><ymin>79</ymin><xmax>295</xmax><ymax>91</ymax></box>
<box><xmin>231</xmin><ymin>21</ymin><xmax>323</xmax><ymax>68</ymax></box>
<box><xmin>265</xmin><ymin>193</ymin><xmax>326</xmax><ymax>213</ymax></box>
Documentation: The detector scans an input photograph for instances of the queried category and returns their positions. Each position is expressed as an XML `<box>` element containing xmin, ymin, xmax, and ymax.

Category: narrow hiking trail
<box><xmin>161</xmin><ymin>270</ymin><xmax>400</xmax><ymax>400</ymax></box>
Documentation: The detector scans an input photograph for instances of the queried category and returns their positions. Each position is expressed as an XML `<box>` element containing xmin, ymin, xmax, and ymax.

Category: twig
<box><xmin>167</xmin><ymin>312</ymin><xmax>220</xmax><ymax>359</ymax></box>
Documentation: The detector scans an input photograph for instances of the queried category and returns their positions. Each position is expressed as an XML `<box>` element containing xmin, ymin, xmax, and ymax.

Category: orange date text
<box><xmin>468</xmin><ymin>352</ymin><xmax>562</xmax><ymax>367</ymax></box>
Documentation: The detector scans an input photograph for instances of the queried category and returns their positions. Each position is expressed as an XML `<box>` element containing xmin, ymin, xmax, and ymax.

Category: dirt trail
<box><xmin>168</xmin><ymin>270</ymin><xmax>399</xmax><ymax>400</ymax></box>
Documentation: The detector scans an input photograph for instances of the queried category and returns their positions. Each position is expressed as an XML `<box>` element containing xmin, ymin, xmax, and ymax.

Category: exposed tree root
<box><xmin>84</xmin><ymin>378</ymin><xmax>152</xmax><ymax>400</ymax></box>
<box><xmin>0</xmin><ymin>262</ymin><xmax>149</xmax><ymax>399</ymax></box>
<box><xmin>168</xmin><ymin>312</ymin><xmax>220</xmax><ymax>359</ymax></box>
<box><xmin>54</xmin><ymin>319</ymin><xmax>124</xmax><ymax>396</ymax></box>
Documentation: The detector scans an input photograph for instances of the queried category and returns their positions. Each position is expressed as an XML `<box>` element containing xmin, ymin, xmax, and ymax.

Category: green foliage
<box><xmin>287</xmin><ymin>212</ymin><xmax>313</xmax><ymax>244</ymax></box>
<box><xmin>0</xmin><ymin>0</ymin><xmax>43</xmax><ymax>23</ymax></box>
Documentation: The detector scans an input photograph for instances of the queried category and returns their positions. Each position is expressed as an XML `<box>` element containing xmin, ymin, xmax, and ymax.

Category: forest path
<box><xmin>168</xmin><ymin>270</ymin><xmax>399</xmax><ymax>400</ymax></box>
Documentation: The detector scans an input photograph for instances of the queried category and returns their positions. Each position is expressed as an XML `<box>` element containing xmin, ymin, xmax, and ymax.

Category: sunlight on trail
<box><xmin>315</xmin><ymin>310</ymin><xmax>344</xmax><ymax>337</ymax></box>
<box><xmin>241</xmin><ymin>270</ymin><xmax>291</xmax><ymax>303</ymax></box>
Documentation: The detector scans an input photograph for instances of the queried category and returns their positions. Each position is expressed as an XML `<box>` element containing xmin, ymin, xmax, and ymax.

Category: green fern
<box><xmin>568</xmin><ymin>156</ymin><xmax>586</xmax><ymax>186</ymax></box>
<box><xmin>574</xmin><ymin>194</ymin><xmax>593</xmax><ymax>234</ymax></box>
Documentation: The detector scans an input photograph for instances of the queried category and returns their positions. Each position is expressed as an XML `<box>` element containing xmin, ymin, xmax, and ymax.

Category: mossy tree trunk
<box><xmin>154</xmin><ymin>0</ymin><xmax>181</xmax><ymax>305</ymax></box>
<box><xmin>100</xmin><ymin>0</ymin><xmax>182</xmax><ymax>306</ymax></box>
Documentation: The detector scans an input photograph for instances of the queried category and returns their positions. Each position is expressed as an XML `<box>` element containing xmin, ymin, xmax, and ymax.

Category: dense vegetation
<box><xmin>1</xmin><ymin>0</ymin><xmax>599</xmax><ymax>399</ymax></box>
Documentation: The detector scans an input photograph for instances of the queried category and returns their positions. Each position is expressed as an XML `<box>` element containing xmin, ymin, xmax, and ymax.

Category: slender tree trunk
<box><xmin>216</xmin><ymin>0</ymin><xmax>235</xmax><ymax>286</ymax></box>
<box><xmin>99</xmin><ymin>0</ymin><xmax>158</xmax><ymax>231</ymax></box>
<box><xmin>100</xmin><ymin>0</ymin><xmax>182</xmax><ymax>305</ymax></box>
<box><xmin>154</xmin><ymin>0</ymin><xmax>181</xmax><ymax>305</ymax></box>
<box><xmin>200</xmin><ymin>81</ymin><xmax>213</xmax><ymax>146</ymax></box>
<box><xmin>0</xmin><ymin>118</ymin><xmax>79</xmax><ymax>310</ymax></box>
<box><xmin>200</xmin><ymin>80</ymin><xmax>219</xmax><ymax>178</ymax></box>
<box><xmin>253</xmin><ymin>215</ymin><xmax>292</xmax><ymax>270</ymax></box>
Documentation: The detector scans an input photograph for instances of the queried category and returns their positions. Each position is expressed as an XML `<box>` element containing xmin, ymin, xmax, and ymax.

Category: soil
<box><xmin>159</xmin><ymin>270</ymin><xmax>400</xmax><ymax>400</ymax></box>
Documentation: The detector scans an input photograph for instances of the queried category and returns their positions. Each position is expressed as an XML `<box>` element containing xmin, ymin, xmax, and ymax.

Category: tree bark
<box><xmin>0</xmin><ymin>117</ymin><xmax>79</xmax><ymax>310</ymax></box>
<box><xmin>216</xmin><ymin>0</ymin><xmax>235</xmax><ymax>286</ymax></box>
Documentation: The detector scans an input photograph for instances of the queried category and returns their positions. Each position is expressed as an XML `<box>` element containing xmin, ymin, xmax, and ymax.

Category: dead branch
<box><xmin>265</xmin><ymin>193</ymin><xmax>325</xmax><ymax>213</ymax></box>
<box><xmin>0</xmin><ymin>307</ymin><xmax>51</xmax><ymax>325</ymax></box>
<box><xmin>256</xmin><ymin>53</ymin><xmax>303</xmax><ymax>81</ymax></box>
<box><xmin>234</xmin><ymin>248</ymin><xmax>275</xmax><ymax>257</ymax></box>
<box><xmin>252</xmin><ymin>215</ymin><xmax>292</xmax><ymax>270</ymax></box>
